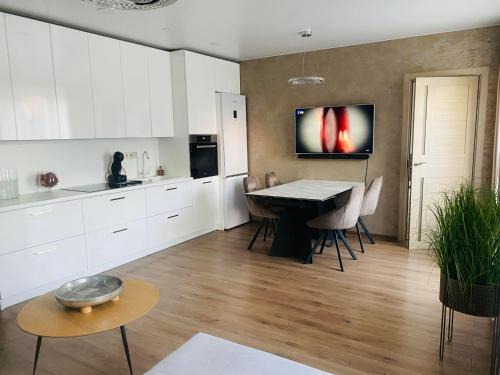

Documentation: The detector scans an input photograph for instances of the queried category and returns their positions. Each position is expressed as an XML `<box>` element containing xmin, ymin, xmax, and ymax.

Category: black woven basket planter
<box><xmin>439</xmin><ymin>274</ymin><xmax>500</xmax><ymax>317</ymax></box>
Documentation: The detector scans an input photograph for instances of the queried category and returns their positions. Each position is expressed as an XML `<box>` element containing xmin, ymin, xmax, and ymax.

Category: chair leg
<box><xmin>333</xmin><ymin>231</ymin><xmax>344</xmax><ymax>272</ymax></box>
<box><xmin>271</xmin><ymin>219</ymin><xmax>277</xmax><ymax>237</ymax></box>
<box><xmin>319</xmin><ymin>230</ymin><xmax>328</xmax><ymax>254</ymax></box>
<box><xmin>248</xmin><ymin>220</ymin><xmax>266</xmax><ymax>250</ymax></box>
<box><xmin>358</xmin><ymin>217</ymin><xmax>375</xmax><ymax>244</ymax></box>
<box><xmin>356</xmin><ymin>223</ymin><xmax>365</xmax><ymax>254</ymax></box>
<box><xmin>337</xmin><ymin>231</ymin><xmax>358</xmax><ymax>260</ymax></box>
<box><xmin>311</xmin><ymin>230</ymin><xmax>323</xmax><ymax>253</ymax></box>
<box><xmin>263</xmin><ymin>219</ymin><xmax>269</xmax><ymax>242</ymax></box>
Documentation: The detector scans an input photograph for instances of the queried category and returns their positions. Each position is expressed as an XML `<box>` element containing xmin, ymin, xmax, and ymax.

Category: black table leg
<box><xmin>33</xmin><ymin>336</ymin><xmax>43</xmax><ymax>375</ymax></box>
<box><xmin>269</xmin><ymin>207</ymin><xmax>312</xmax><ymax>262</ymax></box>
<box><xmin>120</xmin><ymin>325</ymin><xmax>133</xmax><ymax>375</ymax></box>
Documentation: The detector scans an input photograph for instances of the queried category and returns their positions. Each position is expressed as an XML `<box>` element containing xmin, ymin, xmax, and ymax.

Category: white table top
<box><xmin>247</xmin><ymin>179</ymin><xmax>364</xmax><ymax>201</ymax></box>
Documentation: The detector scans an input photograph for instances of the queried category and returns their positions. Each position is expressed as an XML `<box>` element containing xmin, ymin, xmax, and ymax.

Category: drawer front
<box><xmin>146</xmin><ymin>181</ymin><xmax>193</xmax><ymax>217</ymax></box>
<box><xmin>0</xmin><ymin>200</ymin><xmax>84</xmax><ymax>256</ymax></box>
<box><xmin>83</xmin><ymin>189</ymin><xmax>146</xmax><ymax>232</ymax></box>
<box><xmin>148</xmin><ymin>208</ymin><xmax>193</xmax><ymax>250</ymax></box>
<box><xmin>0</xmin><ymin>236</ymin><xmax>86</xmax><ymax>298</ymax></box>
<box><xmin>86</xmin><ymin>219</ymin><xmax>147</xmax><ymax>269</ymax></box>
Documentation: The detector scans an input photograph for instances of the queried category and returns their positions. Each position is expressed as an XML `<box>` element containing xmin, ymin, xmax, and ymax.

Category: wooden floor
<box><xmin>0</xmin><ymin>223</ymin><xmax>494</xmax><ymax>375</ymax></box>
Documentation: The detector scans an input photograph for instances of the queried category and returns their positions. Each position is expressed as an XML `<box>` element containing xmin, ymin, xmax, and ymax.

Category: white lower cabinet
<box><xmin>82</xmin><ymin>189</ymin><xmax>146</xmax><ymax>233</ymax></box>
<box><xmin>148</xmin><ymin>207</ymin><xmax>193</xmax><ymax>251</ymax></box>
<box><xmin>192</xmin><ymin>176</ymin><xmax>220</xmax><ymax>233</ymax></box>
<box><xmin>0</xmin><ymin>236</ymin><xmax>86</xmax><ymax>299</ymax></box>
<box><xmin>86</xmin><ymin>219</ymin><xmax>147</xmax><ymax>271</ymax></box>
<box><xmin>0</xmin><ymin>177</ymin><xmax>224</xmax><ymax>310</ymax></box>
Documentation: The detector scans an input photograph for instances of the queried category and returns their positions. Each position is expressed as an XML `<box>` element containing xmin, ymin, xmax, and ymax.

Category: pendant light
<box><xmin>81</xmin><ymin>0</ymin><xmax>178</xmax><ymax>10</ymax></box>
<box><xmin>288</xmin><ymin>28</ymin><xmax>325</xmax><ymax>86</ymax></box>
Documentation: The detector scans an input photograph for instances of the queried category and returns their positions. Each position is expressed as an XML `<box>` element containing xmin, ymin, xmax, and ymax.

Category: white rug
<box><xmin>145</xmin><ymin>333</ymin><xmax>333</xmax><ymax>375</ymax></box>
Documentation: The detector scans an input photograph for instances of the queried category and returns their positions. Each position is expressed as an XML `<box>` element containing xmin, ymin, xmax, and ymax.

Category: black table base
<box><xmin>32</xmin><ymin>325</ymin><xmax>134</xmax><ymax>375</ymax></box>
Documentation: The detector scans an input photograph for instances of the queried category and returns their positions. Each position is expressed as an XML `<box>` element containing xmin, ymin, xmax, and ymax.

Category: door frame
<box><xmin>492</xmin><ymin>70</ymin><xmax>500</xmax><ymax>193</ymax></box>
<box><xmin>397</xmin><ymin>67</ymin><xmax>490</xmax><ymax>245</ymax></box>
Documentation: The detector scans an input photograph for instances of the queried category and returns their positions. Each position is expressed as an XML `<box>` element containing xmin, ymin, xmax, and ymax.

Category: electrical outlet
<box><xmin>124</xmin><ymin>152</ymin><xmax>138</xmax><ymax>160</ymax></box>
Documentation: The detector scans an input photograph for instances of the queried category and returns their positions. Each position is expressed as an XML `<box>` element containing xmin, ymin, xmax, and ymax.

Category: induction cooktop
<box><xmin>62</xmin><ymin>181</ymin><xmax>142</xmax><ymax>193</ymax></box>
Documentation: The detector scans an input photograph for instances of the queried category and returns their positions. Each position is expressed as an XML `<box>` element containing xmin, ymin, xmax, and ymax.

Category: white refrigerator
<box><xmin>217</xmin><ymin>93</ymin><xmax>250</xmax><ymax>229</ymax></box>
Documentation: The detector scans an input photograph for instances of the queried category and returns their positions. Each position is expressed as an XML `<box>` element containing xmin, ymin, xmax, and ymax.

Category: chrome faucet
<box><xmin>142</xmin><ymin>151</ymin><xmax>151</xmax><ymax>177</ymax></box>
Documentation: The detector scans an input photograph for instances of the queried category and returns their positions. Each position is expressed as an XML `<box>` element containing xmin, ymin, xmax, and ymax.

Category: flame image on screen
<box><xmin>296</xmin><ymin>105</ymin><xmax>374</xmax><ymax>154</ymax></box>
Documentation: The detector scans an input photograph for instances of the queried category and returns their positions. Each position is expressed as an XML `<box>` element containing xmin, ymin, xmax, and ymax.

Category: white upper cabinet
<box><xmin>5</xmin><ymin>14</ymin><xmax>59</xmax><ymax>140</ymax></box>
<box><xmin>149</xmin><ymin>49</ymin><xmax>174</xmax><ymax>137</ymax></box>
<box><xmin>88</xmin><ymin>34</ymin><xmax>125</xmax><ymax>138</ymax></box>
<box><xmin>172</xmin><ymin>50</ymin><xmax>240</xmax><ymax>135</ymax></box>
<box><xmin>213</xmin><ymin>58</ymin><xmax>240</xmax><ymax>94</ymax></box>
<box><xmin>184</xmin><ymin>51</ymin><xmax>218</xmax><ymax>135</ymax></box>
<box><xmin>120</xmin><ymin>41</ymin><xmax>152</xmax><ymax>138</ymax></box>
<box><xmin>51</xmin><ymin>25</ymin><xmax>95</xmax><ymax>139</ymax></box>
<box><xmin>0</xmin><ymin>14</ymin><xmax>16</xmax><ymax>140</ymax></box>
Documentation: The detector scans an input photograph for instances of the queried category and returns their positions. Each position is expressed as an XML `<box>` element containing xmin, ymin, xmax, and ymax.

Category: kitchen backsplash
<box><xmin>0</xmin><ymin>138</ymin><xmax>160</xmax><ymax>194</ymax></box>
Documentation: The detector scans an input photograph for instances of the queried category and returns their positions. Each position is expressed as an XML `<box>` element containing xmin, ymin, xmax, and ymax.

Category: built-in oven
<box><xmin>189</xmin><ymin>135</ymin><xmax>218</xmax><ymax>179</ymax></box>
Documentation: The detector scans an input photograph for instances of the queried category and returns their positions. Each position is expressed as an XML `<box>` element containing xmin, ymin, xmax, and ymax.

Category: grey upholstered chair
<box><xmin>243</xmin><ymin>176</ymin><xmax>279</xmax><ymax>250</ymax></box>
<box><xmin>358</xmin><ymin>176</ymin><xmax>383</xmax><ymax>244</ymax></box>
<box><xmin>265</xmin><ymin>172</ymin><xmax>282</xmax><ymax>188</ymax></box>
<box><xmin>306</xmin><ymin>184</ymin><xmax>365</xmax><ymax>271</ymax></box>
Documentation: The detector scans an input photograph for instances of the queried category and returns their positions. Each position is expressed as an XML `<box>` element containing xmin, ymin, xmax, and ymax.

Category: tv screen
<box><xmin>295</xmin><ymin>104</ymin><xmax>375</xmax><ymax>155</ymax></box>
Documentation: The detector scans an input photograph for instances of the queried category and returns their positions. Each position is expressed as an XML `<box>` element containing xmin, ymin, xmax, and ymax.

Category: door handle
<box><xmin>34</xmin><ymin>246</ymin><xmax>58</xmax><ymax>255</ymax></box>
<box><xmin>30</xmin><ymin>208</ymin><xmax>53</xmax><ymax>216</ymax></box>
<box><xmin>110</xmin><ymin>196</ymin><xmax>126</xmax><ymax>201</ymax></box>
<box><xmin>413</xmin><ymin>162</ymin><xmax>427</xmax><ymax>167</ymax></box>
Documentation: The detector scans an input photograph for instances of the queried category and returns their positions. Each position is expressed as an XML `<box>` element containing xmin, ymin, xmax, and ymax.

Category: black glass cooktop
<box><xmin>62</xmin><ymin>181</ymin><xmax>142</xmax><ymax>193</ymax></box>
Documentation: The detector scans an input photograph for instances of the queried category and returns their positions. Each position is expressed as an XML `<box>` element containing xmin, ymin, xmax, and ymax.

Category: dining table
<box><xmin>246</xmin><ymin>179</ymin><xmax>364</xmax><ymax>263</ymax></box>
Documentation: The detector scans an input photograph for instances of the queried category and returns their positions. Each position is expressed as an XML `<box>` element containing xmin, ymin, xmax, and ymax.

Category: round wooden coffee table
<box><xmin>17</xmin><ymin>279</ymin><xmax>159</xmax><ymax>375</ymax></box>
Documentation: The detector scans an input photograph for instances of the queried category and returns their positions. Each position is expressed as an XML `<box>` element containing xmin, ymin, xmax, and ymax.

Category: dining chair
<box><xmin>306</xmin><ymin>184</ymin><xmax>365</xmax><ymax>270</ymax></box>
<box><xmin>243</xmin><ymin>176</ymin><xmax>280</xmax><ymax>250</ymax></box>
<box><xmin>358</xmin><ymin>176</ymin><xmax>383</xmax><ymax>244</ymax></box>
<box><xmin>265</xmin><ymin>172</ymin><xmax>282</xmax><ymax>188</ymax></box>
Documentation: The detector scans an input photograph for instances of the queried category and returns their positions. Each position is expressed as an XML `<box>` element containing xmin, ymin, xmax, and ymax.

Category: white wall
<box><xmin>0</xmin><ymin>138</ymin><xmax>160</xmax><ymax>194</ymax></box>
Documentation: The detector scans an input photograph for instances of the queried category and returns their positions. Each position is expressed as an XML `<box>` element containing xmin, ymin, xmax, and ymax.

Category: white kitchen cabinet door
<box><xmin>185</xmin><ymin>51</ymin><xmax>217</xmax><ymax>135</ymax></box>
<box><xmin>0</xmin><ymin>236</ymin><xmax>86</xmax><ymax>299</ymax></box>
<box><xmin>213</xmin><ymin>58</ymin><xmax>240</xmax><ymax>94</ymax></box>
<box><xmin>149</xmin><ymin>49</ymin><xmax>174</xmax><ymax>137</ymax></box>
<box><xmin>192</xmin><ymin>176</ymin><xmax>220</xmax><ymax>232</ymax></box>
<box><xmin>120</xmin><ymin>41</ymin><xmax>151</xmax><ymax>138</ymax></box>
<box><xmin>0</xmin><ymin>14</ymin><xmax>16</xmax><ymax>140</ymax></box>
<box><xmin>5</xmin><ymin>14</ymin><xmax>59</xmax><ymax>140</ymax></box>
<box><xmin>86</xmin><ymin>219</ymin><xmax>147</xmax><ymax>270</ymax></box>
<box><xmin>51</xmin><ymin>25</ymin><xmax>95</xmax><ymax>139</ymax></box>
<box><xmin>88</xmin><ymin>34</ymin><xmax>125</xmax><ymax>138</ymax></box>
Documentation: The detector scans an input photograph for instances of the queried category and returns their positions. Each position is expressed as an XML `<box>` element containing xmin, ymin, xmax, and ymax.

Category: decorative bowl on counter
<box><xmin>55</xmin><ymin>275</ymin><xmax>123</xmax><ymax>313</ymax></box>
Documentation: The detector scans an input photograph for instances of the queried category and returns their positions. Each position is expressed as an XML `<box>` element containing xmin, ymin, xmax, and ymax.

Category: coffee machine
<box><xmin>107</xmin><ymin>151</ymin><xmax>127</xmax><ymax>187</ymax></box>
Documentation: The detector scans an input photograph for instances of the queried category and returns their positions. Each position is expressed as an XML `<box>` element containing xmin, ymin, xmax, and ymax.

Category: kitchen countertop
<box><xmin>0</xmin><ymin>176</ymin><xmax>193</xmax><ymax>213</ymax></box>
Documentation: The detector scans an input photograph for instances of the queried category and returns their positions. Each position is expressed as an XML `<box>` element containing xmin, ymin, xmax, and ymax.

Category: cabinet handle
<box><xmin>202</xmin><ymin>181</ymin><xmax>212</xmax><ymax>184</ymax></box>
<box><xmin>34</xmin><ymin>246</ymin><xmax>57</xmax><ymax>255</ymax></box>
<box><xmin>30</xmin><ymin>208</ymin><xmax>53</xmax><ymax>216</ymax></box>
<box><xmin>110</xmin><ymin>197</ymin><xmax>126</xmax><ymax>201</ymax></box>
<box><xmin>166</xmin><ymin>187</ymin><xmax>178</xmax><ymax>191</ymax></box>
<box><xmin>167</xmin><ymin>214</ymin><xmax>179</xmax><ymax>219</ymax></box>
<box><xmin>112</xmin><ymin>228</ymin><xmax>128</xmax><ymax>234</ymax></box>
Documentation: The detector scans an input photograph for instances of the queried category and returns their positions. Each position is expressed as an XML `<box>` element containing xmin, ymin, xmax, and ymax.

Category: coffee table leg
<box><xmin>33</xmin><ymin>336</ymin><xmax>43</xmax><ymax>375</ymax></box>
<box><xmin>120</xmin><ymin>325</ymin><xmax>133</xmax><ymax>375</ymax></box>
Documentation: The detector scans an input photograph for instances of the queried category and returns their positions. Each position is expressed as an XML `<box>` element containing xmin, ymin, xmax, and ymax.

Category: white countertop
<box><xmin>247</xmin><ymin>179</ymin><xmax>364</xmax><ymax>201</ymax></box>
<box><xmin>0</xmin><ymin>176</ymin><xmax>193</xmax><ymax>213</ymax></box>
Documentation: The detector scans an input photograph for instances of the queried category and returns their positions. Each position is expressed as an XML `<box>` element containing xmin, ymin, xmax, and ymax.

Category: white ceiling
<box><xmin>0</xmin><ymin>0</ymin><xmax>498</xmax><ymax>61</ymax></box>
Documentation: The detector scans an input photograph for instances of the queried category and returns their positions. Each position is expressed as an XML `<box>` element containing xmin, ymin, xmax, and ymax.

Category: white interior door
<box><xmin>409</xmin><ymin>76</ymin><xmax>479</xmax><ymax>249</ymax></box>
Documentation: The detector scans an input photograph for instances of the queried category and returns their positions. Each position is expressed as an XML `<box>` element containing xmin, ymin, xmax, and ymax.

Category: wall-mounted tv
<box><xmin>295</xmin><ymin>104</ymin><xmax>375</xmax><ymax>158</ymax></box>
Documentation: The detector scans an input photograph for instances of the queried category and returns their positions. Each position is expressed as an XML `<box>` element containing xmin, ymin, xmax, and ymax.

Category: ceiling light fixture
<box><xmin>288</xmin><ymin>28</ymin><xmax>325</xmax><ymax>86</ymax></box>
<box><xmin>82</xmin><ymin>0</ymin><xmax>178</xmax><ymax>10</ymax></box>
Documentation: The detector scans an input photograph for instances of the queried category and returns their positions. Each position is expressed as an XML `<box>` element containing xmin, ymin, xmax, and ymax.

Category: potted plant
<box><xmin>429</xmin><ymin>182</ymin><xmax>499</xmax><ymax>372</ymax></box>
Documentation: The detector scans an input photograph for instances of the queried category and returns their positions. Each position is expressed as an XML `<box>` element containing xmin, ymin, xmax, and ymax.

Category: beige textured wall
<box><xmin>241</xmin><ymin>26</ymin><xmax>500</xmax><ymax>238</ymax></box>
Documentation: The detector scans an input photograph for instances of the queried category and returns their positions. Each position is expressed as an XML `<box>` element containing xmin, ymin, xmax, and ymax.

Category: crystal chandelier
<box><xmin>81</xmin><ymin>0</ymin><xmax>178</xmax><ymax>10</ymax></box>
<box><xmin>288</xmin><ymin>28</ymin><xmax>325</xmax><ymax>86</ymax></box>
